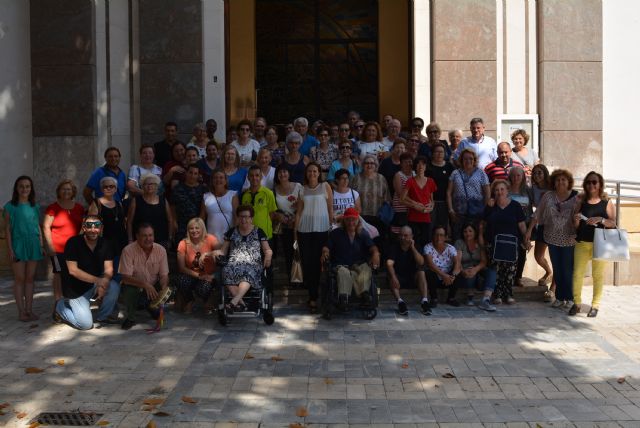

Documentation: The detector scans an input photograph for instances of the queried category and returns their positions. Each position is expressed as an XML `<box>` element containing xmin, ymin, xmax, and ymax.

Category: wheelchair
<box><xmin>215</xmin><ymin>258</ymin><xmax>275</xmax><ymax>326</ymax></box>
<box><xmin>320</xmin><ymin>259</ymin><xmax>378</xmax><ymax>320</ymax></box>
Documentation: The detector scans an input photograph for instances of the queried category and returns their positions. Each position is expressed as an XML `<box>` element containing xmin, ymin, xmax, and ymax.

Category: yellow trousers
<box><xmin>572</xmin><ymin>241</ymin><xmax>606</xmax><ymax>308</ymax></box>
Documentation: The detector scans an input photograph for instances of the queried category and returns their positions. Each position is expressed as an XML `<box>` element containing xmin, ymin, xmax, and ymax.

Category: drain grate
<box><xmin>30</xmin><ymin>412</ymin><xmax>103</xmax><ymax>426</ymax></box>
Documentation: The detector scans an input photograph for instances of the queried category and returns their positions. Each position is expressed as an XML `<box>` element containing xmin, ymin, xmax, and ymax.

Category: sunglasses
<box><xmin>83</xmin><ymin>221</ymin><xmax>103</xmax><ymax>228</ymax></box>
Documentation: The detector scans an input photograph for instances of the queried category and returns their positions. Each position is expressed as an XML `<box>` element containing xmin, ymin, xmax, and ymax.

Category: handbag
<box><xmin>290</xmin><ymin>240</ymin><xmax>304</xmax><ymax>283</ymax></box>
<box><xmin>492</xmin><ymin>234</ymin><xmax>518</xmax><ymax>263</ymax></box>
<box><xmin>593</xmin><ymin>227</ymin><xmax>630</xmax><ymax>262</ymax></box>
<box><xmin>377</xmin><ymin>201</ymin><xmax>394</xmax><ymax>225</ymax></box>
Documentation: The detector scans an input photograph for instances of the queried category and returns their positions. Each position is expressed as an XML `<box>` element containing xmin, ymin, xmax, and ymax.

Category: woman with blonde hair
<box><xmin>569</xmin><ymin>171</ymin><xmax>616</xmax><ymax>317</ymax></box>
<box><xmin>176</xmin><ymin>217</ymin><xmax>218</xmax><ymax>313</ymax></box>
<box><xmin>220</xmin><ymin>144</ymin><xmax>248</xmax><ymax>193</ymax></box>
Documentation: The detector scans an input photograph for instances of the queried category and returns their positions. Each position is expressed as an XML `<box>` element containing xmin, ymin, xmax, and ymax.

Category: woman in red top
<box><xmin>401</xmin><ymin>156</ymin><xmax>437</xmax><ymax>251</ymax></box>
<box><xmin>43</xmin><ymin>180</ymin><xmax>85</xmax><ymax>302</ymax></box>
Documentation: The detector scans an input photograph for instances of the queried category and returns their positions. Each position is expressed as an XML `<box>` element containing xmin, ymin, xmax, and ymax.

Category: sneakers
<box><xmin>121</xmin><ymin>319</ymin><xmax>136</xmax><ymax>330</ymax></box>
<box><xmin>551</xmin><ymin>299</ymin><xmax>565</xmax><ymax>308</ymax></box>
<box><xmin>397</xmin><ymin>300</ymin><xmax>408</xmax><ymax>316</ymax></box>
<box><xmin>421</xmin><ymin>301</ymin><xmax>432</xmax><ymax>316</ymax></box>
<box><xmin>478</xmin><ymin>299</ymin><xmax>496</xmax><ymax>312</ymax></box>
<box><xmin>506</xmin><ymin>297</ymin><xmax>516</xmax><ymax>305</ymax></box>
<box><xmin>493</xmin><ymin>298</ymin><xmax>502</xmax><ymax>305</ymax></box>
<box><xmin>568</xmin><ymin>303</ymin><xmax>580</xmax><ymax>316</ymax></box>
<box><xmin>565</xmin><ymin>300</ymin><xmax>574</xmax><ymax>309</ymax></box>
<box><xmin>466</xmin><ymin>296</ymin><xmax>475</xmax><ymax>306</ymax></box>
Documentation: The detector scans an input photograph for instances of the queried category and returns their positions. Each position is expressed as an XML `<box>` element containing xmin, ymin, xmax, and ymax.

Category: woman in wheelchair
<box><xmin>321</xmin><ymin>207</ymin><xmax>380</xmax><ymax>311</ymax></box>
<box><xmin>213</xmin><ymin>204</ymin><xmax>272</xmax><ymax>312</ymax></box>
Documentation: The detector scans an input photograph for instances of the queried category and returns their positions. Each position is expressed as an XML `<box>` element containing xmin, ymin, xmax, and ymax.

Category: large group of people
<box><xmin>3</xmin><ymin>113</ymin><xmax>616</xmax><ymax>329</ymax></box>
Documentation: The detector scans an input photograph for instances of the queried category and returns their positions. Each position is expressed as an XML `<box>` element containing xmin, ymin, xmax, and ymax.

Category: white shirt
<box><xmin>453</xmin><ymin>135</ymin><xmax>498</xmax><ymax>169</ymax></box>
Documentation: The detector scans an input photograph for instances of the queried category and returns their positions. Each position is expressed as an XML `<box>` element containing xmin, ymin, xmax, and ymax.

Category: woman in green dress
<box><xmin>4</xmin><ymin>176</ymin><xmax>44</xmax><ymax>322</ymax></box>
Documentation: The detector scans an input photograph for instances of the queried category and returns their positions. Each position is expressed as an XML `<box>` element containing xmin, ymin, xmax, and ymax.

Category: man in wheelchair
<box><xmin>322</xmin><ymin>207</ymin><xmax>380</xmax><ymax>312</ymax></box>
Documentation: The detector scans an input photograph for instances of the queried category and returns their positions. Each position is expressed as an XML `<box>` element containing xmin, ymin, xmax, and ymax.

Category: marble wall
<box><xmin>30</xmin><ymin>0</ymin><xmax>97</xmax><ymax>200</ymax></box>
<box><xmin>139</xmin><ymin>0</ymin><xmax>203</xmax><ymax>146</ymax></box>
<box><xmin>538</xmin><ymin>0</ymin><xmax>603</xmax><ymax>176</ymax></box>
<box><xmin>431</xmin><ymin>0</ymin><xmax>497</xmax><ymax>135</ymax></box>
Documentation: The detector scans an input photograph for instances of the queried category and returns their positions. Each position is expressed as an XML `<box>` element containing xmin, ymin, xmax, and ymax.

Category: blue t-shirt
<box><xmin>299</xmin><ymin>134</ymin><xmax>319</xmax><ymax>157</ymax></box>
<box><xmin>327</xmin><ymin>227</ymin><xmax>374</xmax><ymax>266</ymax></box>
<box><xmin>86</xmin><ymin>166</ymin><xmax>127</xmax><ymax>202</ymax></box>
<box><xmin>227</xmin><ymin>168</ymin><xmax>248</xmax><ymax>193</ymax></box>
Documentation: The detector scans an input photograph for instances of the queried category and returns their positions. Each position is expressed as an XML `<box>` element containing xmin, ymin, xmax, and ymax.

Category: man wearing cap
<box><xmin>322</xmin><ymin>208</ymin><xmax>380</xmax><ymax>311</ymax></box>
<box><xmin>53</xmin><ymin>214</ymin><xmax>121</xmax><ymax>330</ymax></box>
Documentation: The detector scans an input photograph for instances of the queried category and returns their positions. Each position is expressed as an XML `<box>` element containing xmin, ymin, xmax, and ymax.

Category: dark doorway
<box><xmin>256</xmin><ymin>0</ymin><xmax>379</xmax><ymax>124</ymax></box>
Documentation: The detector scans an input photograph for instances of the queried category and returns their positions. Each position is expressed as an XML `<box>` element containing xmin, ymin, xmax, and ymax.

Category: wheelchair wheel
<box><xmin>263</xmin><ymin>310</ymin><xmax>274</xmax><ymax>325</ymax></box>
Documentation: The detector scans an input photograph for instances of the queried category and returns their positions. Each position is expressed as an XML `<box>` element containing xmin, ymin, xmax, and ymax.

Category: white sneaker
<box><xmin>564</xmin><ymin>300</ymin><xmax>574</xmax><ymax>309</ymax></box>
<box><xmin>551</xmin><ymin>299</ymin><xmax>565</xmax><ymax>308</ymax></box>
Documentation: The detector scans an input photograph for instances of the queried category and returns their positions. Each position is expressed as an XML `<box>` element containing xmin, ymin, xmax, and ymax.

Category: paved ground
<box><xmin>1</xmin><ymin>279</ymin><xmax>640</xmax><ymax>428</ymax></box>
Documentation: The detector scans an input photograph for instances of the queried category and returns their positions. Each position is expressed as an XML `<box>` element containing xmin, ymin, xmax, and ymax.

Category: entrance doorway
<box><xmin>255</xmin><ymin>0</ymin><xmax>379</xmax><ymax>124</ymax></box>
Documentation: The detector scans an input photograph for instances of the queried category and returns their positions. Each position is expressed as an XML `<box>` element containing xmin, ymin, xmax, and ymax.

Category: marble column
<box><xmin>431</xmin><ymin>0</ymin><xmax>497</xmax><ymax>136</ymax></box>
<box><xmin>538</xmin><ymin>0</ymin><xmax>602</xmax><ymax>176</ymax></box>
<box><xmin>30</xmin><ymin>0</ymin><xmax>97</xmax><ymax>200</ymax></box>
<box><xmin>138</xmin><ymin>0</ymin><xmax>203</xmax><ymax>146</ymax></box>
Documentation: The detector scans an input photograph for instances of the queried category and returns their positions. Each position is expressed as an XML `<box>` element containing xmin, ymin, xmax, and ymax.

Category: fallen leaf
<box><xmin>617</xmin><ymin>377</ymin><xmax>626</xmax><ymax>384</ymax></box>
<box><xmin>154</xmin><ymin>411</ymin><xmax>171</xmax><ymax>417</ymax></box>
<box><xmin>25</xmin><ymin>367</ymin><xmax>44</xmax><ymax>374</ymax></box>
<box><xmin>442</xmin><ymin>373</ymin><xmax>456</xmax><ymax>379</ymax></box>
<box><xmin>96</xmin><ymin>422</ymin><xmax>109</xmax><ymax>426</ymax></box>
<box><xmin>16</xmin><ymin>411</ymin><xmax>27</xmax><ymax>419</ymax></box>
<box><xmin>323</xmin><ymin>378</ymin><xmax>334</xmax><ymax>385</ymax></box>
<box><xmin>56</xmin><ymin>359</ymin><xmax>65</xmax><ymax>366</ymax></box>
<box><xmin>29</xmin><ymin>324</ymin><xmax>38</xmax><ymax>329</ymax></box>
<box><xmin>28</xmin><ymin>423</ymin><xmax>41</xmax><ymax>428</ymax></box>
<box><xmin>0</xmin><ymin>403</ymin><xmax>9</xmax><ymax>409</ymax></box>
<box><xmin>401</xmin><ymin>362</ymin><xmax>409</xmax><ymax>369</ymax></box>
<box><xmin>289</xmin><ymin>424</ymin><xmax>305</xmax><ymax>428</ymax></box>
<box><xmin>271</xmin><ymin>356</ymin><xmax>284</xmax><ymax>362</ymax></box>
<box><xmin>295</xmin><ymin>406</ymin><xmax>308</xmax><ymax>417</ymax></box>
<box><xmin>143</xmin><ymin>398</ymin><xmax>164</xmax><ymax>406</ymax></box>
<box><xmin>244</xmin><ymin>353</ymin><xmax>254</xmax><ymax>360</ymax></box>
<box><xmin>142</xmin><ymin>406</ymin><xmax>155</xmax><ymax>412</ymax></box>
<box><xmin>146</xmin><ymin>422</ymin><xmax>157</xmax><ymax>428</ymax></box>
<box><xmin>181</xmin><ymin>396</ymin><xmax>198</xmax><ymax>404</ymax></box>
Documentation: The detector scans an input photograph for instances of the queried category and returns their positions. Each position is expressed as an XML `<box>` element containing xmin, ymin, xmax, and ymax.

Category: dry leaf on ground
<box><xmin>323</xmin><ymin>378</ymin><xmax>334</xmax><ymax>385</ymax></box>
<box><xmin>295</xmin><ymin>406</ymin><xmax>308</xmax><ymax>417</ymax></box>
<box><xmin>146</xmin><ymin>421</ymin><xmax>157</xmax><ymax>428</ymax></box>
<box><xmin>271</xmin><ymin>356</ymin><xmax>284</xmax><ymax>361</ymax></box>
<box><xmin>96</xmin><ymin>421</ymin><xmax>110</xmax><ymax>426</ymax></box>
<box><xmin>143</xmin><ymin>398</ymin><xmax>164</xmax><ymax>406</ymax></box>
<box><xmin>28</xmin><ymin>423</ymin><xmax>41</xmax><ymax>428</ymax></box>
<box><xmin>181</xmin><ymin>396</ymin><xmax>198</xmax><ymax>404</ymax></box>
<box><xmin>401</xmin><ymin>362</ymin><xmax>409</xmax><ymax>369</ymax></box>
<box><xmin>29</xmin><ymin>324</ymin><xmax>38</xmax><ymax>329</ymax></box>
<box><xmin>56</xmin><ymin>360</ymin><xmax>65</xmax><ymax>366</ymax></box>
<box><xmin>16</xmin><ymin>411</ymin><xmax>27</xmax><ymax>419</ymax></box>
<box><xmin>153</xmin><ymin>411</ymin><xmax>171</xmax><ymax>417</ymax></box>
<box><xmin>24</xmin><ymin>367</ymin><xmax>44</xmax><ymax>374</ymax></box>
<box><xmin>0</xmin><ymin>403</ymin><xmax>9</xmax><ymax>409</ymax></box>
<box><xmin>289</xmin><ymin>423</ymin><xmax>305</xmax><ymax>428</ymax></box>
<box><xmin>618</xmin><ymin>377</ymin><xmax>626</xmax><ymax>384</ymax></box>
<box><xmin>244</xmin><ymin>353</ymin><xmax>255</xmax><ymax>360</ymax></box>
<box><xmin>442</xmin><ymin>373</ymin><xmax>456</xmax><ymax>379</ymax></box>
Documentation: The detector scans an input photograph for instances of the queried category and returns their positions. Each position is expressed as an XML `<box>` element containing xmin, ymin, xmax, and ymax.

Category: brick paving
<box><xmin>1</xmin><ymin>278</ymin><xmax>640</xmax><ymax>427</ymax></box>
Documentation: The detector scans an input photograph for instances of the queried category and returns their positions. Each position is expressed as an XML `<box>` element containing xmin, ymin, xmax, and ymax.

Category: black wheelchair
<box><xmin>215</xmin><ymin>256</ymin><xmax>274</xmax><ymax>326</ymax></box>
<box><xmin>320</xmin><ymin>259</ymin><xmax>378</xmax><ymax>320</ymax></box>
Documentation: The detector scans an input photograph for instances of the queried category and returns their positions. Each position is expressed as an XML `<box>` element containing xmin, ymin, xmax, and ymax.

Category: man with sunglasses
<box><xmin>119</xmin><ymin>223</ymin><xmax>169</xmax><ymax>330</ymax></box>
<box><xmin>53</xmin><ymin>215</ymin><xmax>120</xmax><ymax>330</ymax></box>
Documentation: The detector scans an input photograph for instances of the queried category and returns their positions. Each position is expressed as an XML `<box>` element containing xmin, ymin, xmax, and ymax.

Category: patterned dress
<box><xmin>222</xmin><ymin>227</ymin><xmax>267</xmax><ymax>289</ymax></box>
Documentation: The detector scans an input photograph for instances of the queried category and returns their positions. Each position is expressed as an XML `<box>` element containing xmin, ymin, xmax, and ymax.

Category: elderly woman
<box><xmin>220</xmin><ymin>144</ymin><xmax>247</xmax><ymax>193</ymax></box>
<box><xmin>264</xmin><ymin>125</ymin><xmax>286</xmax><ymax>166</ymax></box>
<box><xmin>127</xmin><ymin>144</ymin><xmax>163</xmax><ymax>196</ymax></box>
<box><xmin>448</xmin><ymin>129</ymin><xmax>463</xmax><ymax>153</ymax></box>
<box><xmin>481</xmin><ymin>179</ymin><xmax>530</xmax><ymax>304</ymax></box>
<box><xmin>202</xmin><ymin>169</ymin><xmax>238</xmax><ymax>243</ymax></box>
<box><xmin>43</xmin><ymin>180</ymin><xmax>84</xmax><ymax>302</ymax></box>
<box><xmin>88</xmin><ymin>176</ymin><xmax>128</xmax><ymax>256</ymax></box>
<box><xmin>187</xmin><ymin>122</ymin><xmax>209</xmax><ymax>158</ymax></box>
<box><xmin>508</xmin><ymin>166</ymin><xmax>534</xmax><ymax>287</ymax></box>
<box><xmin>419</xmin><ymin>122</ymin><xmax>451</xmax><ymax>161</ymax></box>
<box><xmin>409</xmin><ymin>117</ymin><xmax>428</xmax><ymax>142</ymax></box>
<box><xmin>126</xmin><ymin>174</ymin><xmax>172</xmax><ymax>248</ymax></box>
<box><xmin>171</xmin><ymin>163</ymin><xmax>208</xmax><ymax>242</ymax></box>
<box><xmin>424</xmin><ymin>225</ymin><xmax>464</xmax><ymax>307</ymax></box>
<box><xmin>242</xmin><ymin>148</ymin><xmax>275</xmax><ymax>191</ymax></box>
<box><xmin>455</xmin><ymin>223</ymin><xmax>494</xmax><ymax>310</ymax></box>
<box><xmin>175</xmin><ymin>217</ymin><xmax>218</xmax><ymax>313</ymax></box>
<box><xmin>570</xmin><ymin>172</ymin><xmax>616</xmax><ymax>317</ymax></box>
<box><xmin>447</xmin><ymin>148</ymin><xmax>490</xmax><ymax>240</ymax></box>
<box><xmin>510</xmin><ymin>129</ymin><xmax>539</xmax><ymax>175</ymax></box>
<box><xmin>214</xmin><ymin>205</ymin><xmax>273</xmax><ymax>312</ymax></box>
<box><xmin>328</xmin><ymin>140</ymin><xmax>360</xmax><ymax>182</ymax></box>
<box><xmin>282</xmin><ymin>131</ymin><xmax>309</xmax><ymax>184</ymax></box>
<box><xmin>351</xmin><ymin>154</ymin><xmax>391</xmax><ymax>242</ymax></box>
<box><xmin>527</xmin><ymin>169</ymin><xmax>578</xmax><ymax>309</ymax></box>
<box><xmin>401</xmin><ymin>156</ymin><xmax>437</xmax><ymax>251</ymax></box>
<box><xmin>232</xmin><ymin>119</ymin><xmax>261</xmax><ymax>168</ymax></box>
<box><xmin>309</xmin><ymin>126</ymin><xmax>339</xmax><ymax>180</ymax></box>
<box><xmin>295</xmin><ymin>162</ymin><xmax>334</xmax><ymax>313</ymax></box>
<box><xmin>357</xmin><ymin>122</ymin><xmax>387</xmax><ymax>161</ymax></box>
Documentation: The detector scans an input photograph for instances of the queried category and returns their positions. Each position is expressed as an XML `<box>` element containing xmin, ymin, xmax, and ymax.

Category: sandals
<box><xmin>587</xmin><ymin>308</ymin><xmax>598</xmax><ymax>318</ymax></box>
<box><xmin>538</xmin><ymin>273</ymin><xmax>552</xmax><ymax>286</ymax></box>
<box><xmin>543</xmin><ymin>289</ymin><xmax>555</xmax><ymax>303</ymax></box>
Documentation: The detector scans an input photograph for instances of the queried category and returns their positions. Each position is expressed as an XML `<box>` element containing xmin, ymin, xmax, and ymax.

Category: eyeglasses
<box><xmin>102</xmin><ymin>185</ymin><xmax>116</xmax><ymax>189</ymax></box>
<box><xmin>585</xmin><ymin>180</ymin><xmax>599</xmax><ymax>186</ymax></box>
<box><xmin>340</xmin><ymin>146</ymin><xmax>352</xmax><ymax>150</ymax></box>
<box><xmin>83</xmin><ymin>221</ymin><xmax>102</xmax><ymax>228</ymax></box>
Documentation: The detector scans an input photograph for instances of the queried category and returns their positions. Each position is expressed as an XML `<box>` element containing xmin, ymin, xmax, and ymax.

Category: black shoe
<box><xmin>397</xmin><ymin>300</ymin><xmax>408</xmax><ymax>316</ymax></box>
<box><xmin>338</xmin><ymin>294</ymin><xmax>349</xmax><ymax>312</ymax></box>
<box><xmin>96</xmin><ymin>315</ymin><xmax>121</xmax><ymax>325</ymax></box>
<box><xmin>421</xmin><ymin>301</ymin><xmax>432</xmax><ymax>316</ymax></box>
<box><xmin>447</xmin><ymin>299</ymin><xmax>460</xmax><ymax>307</ymax></box>
<box><xmin>568</xmin><ymin>304</ymin><xmax>579</xmax><ymax>316</ymax></box>
<box><xmin>121</xmin><ymin>319</ymin><xmax>136</xmax><ymax>330</ymax></box>
<box><xmin>429</xmin><ymin>299</ymin><xmax>438</xmax><ymax>309</ymax></box>
<box><xmin>360</xmin><ymin>291</ymin><xmax>371</xmax><ymax>306</ymax></box>
<box><xmin>587</xmin><ymin>308</ymin><xmax>598</xmax><ymax>318</ymax></box>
